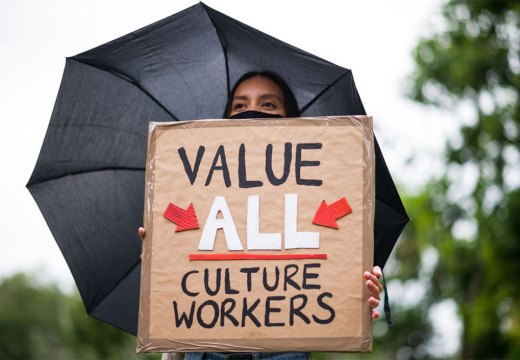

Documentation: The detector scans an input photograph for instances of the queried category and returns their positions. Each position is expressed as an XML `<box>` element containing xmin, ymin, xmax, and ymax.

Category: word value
<box><xmin>178</xmin><ymin>143</ymin><xmax>323</xmax><ymax>188</ymax></box>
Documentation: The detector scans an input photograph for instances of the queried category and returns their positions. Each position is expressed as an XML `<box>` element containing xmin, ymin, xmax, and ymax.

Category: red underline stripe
<box><xmin>189</xmin><ymin>253</ymin><xmax>328</xmax><ymax>261</ymax></box>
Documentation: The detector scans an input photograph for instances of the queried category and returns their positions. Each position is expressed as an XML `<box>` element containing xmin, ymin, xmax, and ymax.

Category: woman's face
<box><xmin>229</xmin><ymin>75</ymin><xmax>286</xmax><ymax>117</ymax></box>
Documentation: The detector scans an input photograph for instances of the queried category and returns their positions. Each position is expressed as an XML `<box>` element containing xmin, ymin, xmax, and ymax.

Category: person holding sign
<box><xmin>227</xmin><ymin>71</ymin><xmax>382</xmax><ymax>321</ymax></box>
<box><xmin>139</xmin><ymin>71</ymin><xmax>383</xmax><ymax>360</ymax></box>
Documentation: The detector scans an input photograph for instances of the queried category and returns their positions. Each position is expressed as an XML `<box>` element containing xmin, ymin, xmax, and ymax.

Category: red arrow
<box><xmin>312</xmin><ymin>197</ymin><xmax>352</xmax><ymax>229</ymax></box>
<box><xmin>163</xmin><ymin>202</ymin><xmax>200</xmax><ymax>232</ymax></box>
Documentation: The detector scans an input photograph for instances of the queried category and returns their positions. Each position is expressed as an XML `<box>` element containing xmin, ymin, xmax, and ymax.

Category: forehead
<box><xmin>234</xmin><ymin>75</ymin><xmax>284</xmax><ymax>97</ymax></box>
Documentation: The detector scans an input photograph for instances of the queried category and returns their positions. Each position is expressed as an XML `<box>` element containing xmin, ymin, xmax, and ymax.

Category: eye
<box><xmin>262</xmin><ymin>102</ymin><xmax>276</xmax><ymax>109</ymax></box>
<box><xmin>233</xmin><ymin>102</ymin><xmax>247</xmax><ymax>111</ymax></box>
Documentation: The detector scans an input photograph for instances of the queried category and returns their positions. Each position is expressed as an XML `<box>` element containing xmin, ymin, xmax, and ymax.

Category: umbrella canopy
<box><xmin>27</xmin><ymin>2</ymin><xmax>408</xmax><ymax>335</ymax></box>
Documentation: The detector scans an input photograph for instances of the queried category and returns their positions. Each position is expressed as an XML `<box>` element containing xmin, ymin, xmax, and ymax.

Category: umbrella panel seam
<box><xmin>300</xmin><ymin>70</ymin><xmax>352</xmax><ymax>115</ymax></box>
<box><xmin>68</xmin><ymin>58</ymin><xmax>180</xmax><ymax>122</ymax></box>
<box><xmin>27</xmin><ymin>167</ymin><xmax>144</xmax><ymax>187</ymax></box>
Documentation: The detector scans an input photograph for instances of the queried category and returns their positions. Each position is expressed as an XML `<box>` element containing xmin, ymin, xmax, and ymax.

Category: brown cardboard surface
<box><xmin>137</xmin><ymin>116</ymin><xmax>374</xmax><ymax>353</ymax></box>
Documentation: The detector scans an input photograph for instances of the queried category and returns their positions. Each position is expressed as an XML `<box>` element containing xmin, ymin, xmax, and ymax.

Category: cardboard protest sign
<box><xmin>137</xmin><ymin>116</ymin><xmax>375</xmax><ymax>353</ymax></box>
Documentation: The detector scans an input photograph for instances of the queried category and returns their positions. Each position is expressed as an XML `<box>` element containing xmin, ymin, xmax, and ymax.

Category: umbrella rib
<box><xmin>27</xmin><ymin>167</ymin><xmax>144</xmax><ymax>187</ymax></box>
<box><xmin>49</xmin><ymin>122</ymin><xmax>148</xmax><ymax>139</ymax></box>
<box><xmin>376</xmin><ymin>189</ymin><xmax>409</xmax><ymax>217</ymax></box>
<box><xmin>376</xmin><ymin>197</ymin><xmax>410</xmax><ymax>220</ymax></box>
<box><xmin>88</xmin><ymin>258</ymin><xmax>141</xmax><ymax>317</ymax></box>
<box><xmin>299</xmin><ymin>70</ymin><xmax>353</xmax><ymax>115</ymax></box>
<box><xmin>68</xmin><ymin>58</ymin><xmax>180</xmax><ymax>122</ymax></box>
<box><xmin>203</xmin><ymin>4</ymin><xmax>231</xmax><ymax>95</ymax></box>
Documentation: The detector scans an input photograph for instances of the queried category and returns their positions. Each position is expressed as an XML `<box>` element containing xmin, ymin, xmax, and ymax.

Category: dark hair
<box><xmin>224</xmin><ymin>71</ymin><xmax>300</xmax><ymax>118</ymax></box>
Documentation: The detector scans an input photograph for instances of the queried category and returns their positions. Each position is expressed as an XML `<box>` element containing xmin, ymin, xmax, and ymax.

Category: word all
<box><xmin>199</xmin><ymin>194</ymin><xmax>319</xmax><ymax>251</ymax></box>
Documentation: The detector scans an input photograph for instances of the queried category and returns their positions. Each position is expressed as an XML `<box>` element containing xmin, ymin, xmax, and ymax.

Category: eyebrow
<box><xmin>260</xmin><ymin>94</ymin><xmax>283</xmax><ymax>101</ymax></box>
<box><xmin>232</xmin><ymin>94</ymin><xmax>283</xmax><ymax>101</ymax></box>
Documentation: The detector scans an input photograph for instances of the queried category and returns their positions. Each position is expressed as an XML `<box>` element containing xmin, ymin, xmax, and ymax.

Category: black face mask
<box><xmin>228</xmin><ymin>110</ymin><xmax>284</xmax><ymax>120</ymax></box>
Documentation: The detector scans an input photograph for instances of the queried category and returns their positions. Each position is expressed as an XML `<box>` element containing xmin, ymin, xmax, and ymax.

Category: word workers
<box><xmin>172</xmin><ymin>263</ymin><xmax>335</xmax><ymax>329</ymax></box>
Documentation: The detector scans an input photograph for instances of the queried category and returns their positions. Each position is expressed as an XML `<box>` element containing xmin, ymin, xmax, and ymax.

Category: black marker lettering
<box><xmin>205</xmin><ymin>145</ymin><xmax>231</xmax><ymax>187</ymax></box>
<box><xmin>284</xmin><ymin>264</ymin><xmax>301</xmax><ymax>291</ymax></box>
<box><xmin>204</xmin><ymin>268</ymin><xmax>221</xmax><ymax>296</ymax></box>
<box><xmin>302</xmin><ymin>263</ymin><xmax>321</xmax><ymax>290</ymax></box>
<box><xmin>225</xmin><ymin>268</ymin><xmax>239</xmax><ymax>295</ymax></box>
<box><xmin>181</xmin><ymin>270</ymin><xmax>199</xmax><ymax>297</ymax></box>
<box><xmin>290</xmin><ymin>294</ymin><xmax>310</xmax><ymax>326</ymax></box>
<box><xmin>265</xmin><ymin>143</ymin><xmax>291</xmax><ymax>186</ymax></box>
<box><xmin>263</xmin><ymin>266</ymin><xmax>280</xmax><ymax>292</ymax></box>
<box><xmin>240</xmin><ymin>267</ymin><xmax>260</xmax><ymax>292</ymax></box>
<box><xmin>239</xmin><ymin>143</ymin><xmax>263</xmax><ymax>188</ymax></box>
<box><xmin>313</xmin><ymin>292</ymin><xmax>335</xmax><ymax>324</ymax></box>
<box><xmin>295</xmin><ymin>143</ymin><xmax>323</xmax><ymax>186</ymax></box>
<box><xmin>196</xmin><ymin>300</ymin><xmax>219</xmax><ymax>329</ymax></box>
<box><xmin>220</xmin><ymin>298</ymin><xmax>239</xmax><ymax>327</ymax></box>
<box><xmin>178</xmin><ymin>146</ymin><xmax>205</xmax><ymax>185</ymax></box>
<box><xmin>265</xmin><ymin>296</ymin><xmax>285</xmax><ymax>327</ymax></box>
<box><xmin>172</xmin><ymin>300</ymin><xmax>196</xmax><ymax>328</ymax></box>
<box><xmin>241</xmin><ymin>297</ymin><xmax>262</xmax><ymax>327</ymax></box>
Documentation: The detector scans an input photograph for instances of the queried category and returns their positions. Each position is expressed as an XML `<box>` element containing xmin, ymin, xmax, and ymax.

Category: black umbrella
<box><xmin>27</xmin><ymin>2</ymin><xmax>409</xmax><ymax>335</ymax></box>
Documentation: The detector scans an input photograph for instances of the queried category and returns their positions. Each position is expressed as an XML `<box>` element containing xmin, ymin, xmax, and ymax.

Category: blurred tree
<box><xmin>0</xmin><ymin>273</ymin><xmax>160</xmax><ymax>359</ymax></box>
<box><xmin>408</xmin><ymin>0</ymin><xmax>520</xmax><ymax>358</ymax></box>
<box><xmin>313</xmin><ymin>188</ymin><xmax>438</xmax><ymax>360</ymax></box>
<box><xmin>0</xmin><ymin>274</ymin><xmax>68</xmax><ymax>359</ymax></box>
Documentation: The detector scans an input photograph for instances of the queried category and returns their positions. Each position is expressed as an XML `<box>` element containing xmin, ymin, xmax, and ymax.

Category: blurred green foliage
<box><xmin>406</xmin><ymin>0</ymin><xmax>520</xmax><ymax>358</ymax></box>
<box><xmin>0</xmin><ymin>273</ymin><xmax>160</xmax><ymax>360</ymax></box>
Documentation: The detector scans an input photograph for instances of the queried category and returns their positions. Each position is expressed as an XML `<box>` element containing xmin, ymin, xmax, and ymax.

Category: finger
<box><xmin>138</xmin><ymin>227</ymin><xmax>146</xmax><ymax>240</ymax></box>
<box><xmin>372</xmin><ymin>266</ymin><xmax>382</xmax><ymax>279</ymax></box>
<box><xmin>371</xmin><ymin>309</ymin><xmax>381</xmax><ymax>320</ymax></box>
<box><xmin>365</xmin><ymin>273</ymin><xmax>384</xmax><ymax>293</ymax></box>
<box><xmin>368</xmin><ymin>296</ymin><xmax>380</xmax><ymax>309</ymax></box>
<box><xmin>366</xmin><ymin>280</ymin><xmax>381</xmax><ymax>300</ymax></box>
<box><xmin>364</xmin><ymin>271</ymin><xmax>379</xmax><ymax>283</ymax></box>
<box><xmin>375</xmin><ymin>277</ymin><xmax>384</xmax><ymax>293</ymax></box>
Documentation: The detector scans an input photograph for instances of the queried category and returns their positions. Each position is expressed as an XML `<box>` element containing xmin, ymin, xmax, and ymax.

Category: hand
<box><xmin>364</xmin><ymin>266</ymin><xmax>383</xmax><ymax>320</ymax></box>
